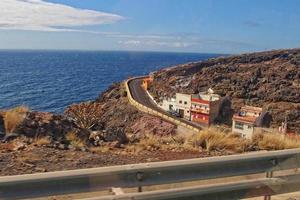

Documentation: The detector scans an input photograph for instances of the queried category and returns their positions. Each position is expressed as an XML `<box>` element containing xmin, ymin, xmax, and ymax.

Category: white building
<box><xmin>175</xmin><ymin>93</ymin><xmax>191</xmax><ymax>120</ymax></box>
<box><xmin>232</xmin><ymin>106</ymin><xmax>263</xmax><ymax>139</ymax></box>
<box><xmin>190</xmin><ymin>90</ymin><xmax>221</xmax><ymax>126</ymax></box>
<box><xmin>161</xmin><ymin>97</ymin><xmax>177</xmax><ymax>112</ymax></box>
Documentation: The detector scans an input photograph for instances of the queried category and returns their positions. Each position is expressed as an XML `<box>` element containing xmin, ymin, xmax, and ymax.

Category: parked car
<box><xmin>168</xmin><ymin>110</ymin><xmax>181</xmax><ymax>118</ymax></box>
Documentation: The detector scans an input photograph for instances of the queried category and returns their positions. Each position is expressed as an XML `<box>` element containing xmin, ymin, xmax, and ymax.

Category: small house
<box><xmin>232</xmin><ymin>106</ymin><xmax>270</xmax><ymax>139</ymax></box>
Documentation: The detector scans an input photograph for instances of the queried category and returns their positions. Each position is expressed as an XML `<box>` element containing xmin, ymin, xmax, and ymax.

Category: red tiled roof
<box><xmin>241</xmin><ymin>106</ymin><xmax>262</xmax><ymax>113</ymax></box>
<box><xmin>232</xmin><ymin>115</ymin><xmax>257</xmax><ymax>124</ymax></box>
<box><xmin>191</xmin><ymin>98</ymin><xmax>209</xmax><ymax>104</ymax></box>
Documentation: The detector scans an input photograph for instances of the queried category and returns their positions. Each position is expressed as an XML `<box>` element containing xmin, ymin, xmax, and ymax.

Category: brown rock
<box><xmin>18</xmin><ymin>112</ymin><xmax>76</xmax><ymax>139</ymax></box>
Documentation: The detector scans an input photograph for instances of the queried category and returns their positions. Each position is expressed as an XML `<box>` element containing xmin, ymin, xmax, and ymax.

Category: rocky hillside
<box><xmin>93</xmin><ymin>83</ymin><xmax>176</xmax><ymax>141</ymax></box>
<box><xmin>0</xmin><ymin>83</ymin><xmax>176</xmax><ymax>145</ymax></box>
<box><xmin>149</xmin><ymin>48</ymin><xmax>300</xmax><ymax>132</ymax></box>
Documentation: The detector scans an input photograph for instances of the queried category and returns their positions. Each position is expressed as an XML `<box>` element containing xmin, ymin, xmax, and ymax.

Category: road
<box><xmin>127</xmin><ymin>78</ymin><xmax>204</xmax><ymax>130</ymax></box>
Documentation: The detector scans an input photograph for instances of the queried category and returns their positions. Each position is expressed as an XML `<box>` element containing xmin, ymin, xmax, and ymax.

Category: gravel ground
<box><xmin>0</xmin><ymin>145</ymin><xmax>208</xmax><ymax>176</ymax></box>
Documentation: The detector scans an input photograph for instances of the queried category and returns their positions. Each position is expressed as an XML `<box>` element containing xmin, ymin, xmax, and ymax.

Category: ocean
<box><xmin>0</xmin><ymin>50</ymin><xmax>220</xmax><ymax>113</ymax></box>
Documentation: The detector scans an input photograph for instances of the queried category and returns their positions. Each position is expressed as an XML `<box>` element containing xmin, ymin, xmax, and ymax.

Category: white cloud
<box><xmin>118</xmin><ymin>40</ymin><xmax>141</xmax><ymax>46</ymax></box>
<box><xmin>0</xmin><ymin>0</ymin><xmax>124</xmax><ymax>31</ymax></box>
<box><xmin>119</xmin><ymin>39</ymin><xmax>197</xmax><ymax>48</ymax></box>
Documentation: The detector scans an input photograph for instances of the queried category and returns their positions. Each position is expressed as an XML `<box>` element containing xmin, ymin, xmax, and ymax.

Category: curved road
<box><xmin>128</xmin><ymin>78</ymin><xmax>204</xmax><ymax>130</ymax></box>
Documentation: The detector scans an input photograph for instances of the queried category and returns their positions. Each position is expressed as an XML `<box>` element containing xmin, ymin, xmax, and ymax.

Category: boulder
<box><xmin>18</xmin><ymin>112</ymin><xmax>76</xmax><ymax>140</ymax></box>
<box><xmin>103</xmin><ymin>127</ymin><xmax>128</xmax><ymax>144</ymax></box>
<box><xmin>89</xmin><ymin>128</ymin><xmax>128</xmax><ymax>145</ymax></box>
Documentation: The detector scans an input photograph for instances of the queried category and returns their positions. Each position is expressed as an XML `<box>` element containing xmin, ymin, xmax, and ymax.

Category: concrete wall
<box><xmin>209</xmin><ymin>100</ymin><xmax>221</xmax><ymax>125</ymax></box>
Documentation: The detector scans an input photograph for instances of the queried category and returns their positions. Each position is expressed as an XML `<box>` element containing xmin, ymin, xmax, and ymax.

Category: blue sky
<box><xmin>0</xmin><ymin>0</ymin><xmax>300</xmax><ymax>53</ymax></box>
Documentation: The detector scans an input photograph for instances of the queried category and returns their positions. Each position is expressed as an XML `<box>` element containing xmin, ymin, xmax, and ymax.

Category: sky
<box><xmin>0</xmin><ymin>0</ymin><xmax>300</xmax><ymax>53</ymax></box>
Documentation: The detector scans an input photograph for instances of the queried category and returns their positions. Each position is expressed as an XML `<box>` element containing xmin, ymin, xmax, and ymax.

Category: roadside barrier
<box><xmin>1</xmin><ymin>148</ymin><xmax>300</xmax><ymax>199</ymax></box>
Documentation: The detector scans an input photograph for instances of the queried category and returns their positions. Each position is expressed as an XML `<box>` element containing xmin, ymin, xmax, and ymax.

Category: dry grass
<box><xmin>137</xmin><ymin>135</ymin><xmax>161</xmax><ymax>151</ymax></box>
<box><xmin>253</xmin><ymin>133</ymin><xmax>300</xmax><ymax>150</ymax></box>
<box><xmin>3</xmin><ymin>106</ymin><xmax>29</xmax><ymax>133</ymax></box>
<box><xmin>133</xmin><ymin>134</ymin><xmax>193</xmax><ymax>152</ymax></box>
<box><xmin>33</xmin><ymin>137</ymin><xmax>52</xmax><ymax>147</ymax></box>
<box><xmin>127</xmin><ymin>127</ymin><xmax>248</xmax><ymax>153</ymax></box>
<box><xmin>66</xmin><ymin>132</ymin><xmax>86</xmax><ymax>150</ymax></box>
<box><xmin>186</xmin><ymin>127</ymin><xmax>247</xmax><ymax>153</ymax></box>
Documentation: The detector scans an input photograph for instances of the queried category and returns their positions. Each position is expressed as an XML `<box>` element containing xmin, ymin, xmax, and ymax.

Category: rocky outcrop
<box><xmin>150</xmin><ymin>48</ymin><xmax>300</xmax><ymax>133</ymax></box>
<box><xmin>89</xmin><ymin>127</ymin><xmax>128</xmax><ymax>146</ymax></box>
<box><xmin>131</xmin><ymin>116</ymin><xmax>176</xmax><ymax>138</ymax></box>
<box><xmin>18</xmin><ymin>112</ymin><xmax>76</xmax><ymax>140</ymax></box>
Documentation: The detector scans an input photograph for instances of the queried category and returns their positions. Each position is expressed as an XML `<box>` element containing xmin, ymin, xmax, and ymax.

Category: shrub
<box><xmin>186</xmin><ymin>127</ymin><xmax>247</xmax><ymax>153</ymax></box>
<box><xmin>253</xmin><ymin>133</ymin><xmax>300</xmax><ymax>150</ymax></box>
<box><xmin>64</xmin><ymin>102</ymin><xmax>102</xmax><ymax>130</ymax></box>
<box><xmin>137</xmin><ymin>135</ymin><xmax>161</xmax><ymax>151</ymax></box>
<box><xmin>66</xmin><ymin>131</ymin><xmax>86</xmax><ymax>150</ymax></box>
<box><xmin>3</xmin><ymin>106</ymin><xmax>29</xmax><ymax>133</ymax></box>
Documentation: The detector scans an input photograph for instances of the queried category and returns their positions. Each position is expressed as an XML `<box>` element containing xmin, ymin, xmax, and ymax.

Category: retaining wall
<box><xmin>125</xmin><ymin>78</ymin><xmax>201</xmax><ymax>133</ymax></box>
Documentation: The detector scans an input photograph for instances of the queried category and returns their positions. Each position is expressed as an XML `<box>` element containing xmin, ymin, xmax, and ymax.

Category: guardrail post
<box><xmin>264</xmin><ymin>170</ymin><xmax>273</xmax><ymax>200</ymax></box>
<box><xmin>136</xmin><ymin>172</ymin><xmax>144</xmax><ymax>192</ymax></box>
<box><xmin>264</xmin><ymin>158</ymin><xmax>277</xmax><ymax>200</ymax></box>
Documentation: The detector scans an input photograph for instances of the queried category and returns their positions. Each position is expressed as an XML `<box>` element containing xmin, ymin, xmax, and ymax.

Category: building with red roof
<box><xmin>190</xmin><ymin>89</ymin><xmax>221</xmax><ymax>126</ymax></box>
<box><xmin>232</xmin><ymin>106</ymin><xmax>271</xmax><ymax>139</ymax></box>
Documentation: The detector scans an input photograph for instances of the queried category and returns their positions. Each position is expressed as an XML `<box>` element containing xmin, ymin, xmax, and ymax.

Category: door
<box><xmin>179</xmin><ymin>109</ymin><xmax>184</xmax><ymax>118</ymax></box>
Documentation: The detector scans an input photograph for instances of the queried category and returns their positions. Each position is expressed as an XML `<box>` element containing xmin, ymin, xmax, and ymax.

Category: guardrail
<box><xmin>1</xmin><ymin>148</ymin><xmax>300</xmax><ymax>199</ymax></box>
<box><xmin>124</xmin><ymin>77</ymin><xmax>201</xmax><ymax>132</ymax></box>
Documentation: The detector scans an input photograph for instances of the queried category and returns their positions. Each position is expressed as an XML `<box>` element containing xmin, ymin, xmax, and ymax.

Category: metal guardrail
<box><xmin>88</xmin><ymin>175</ymin><xmax>300</xmax><ymax>200</ymax></box>
<box><xmin>1</xmin><ymin>148</ymin><xmax>300</xmax><ymax>199</ymax></box>
<box><xmin>124</xmin><ymin>78</ymin><xmax>201</xmax><ymax>132</ymax></box>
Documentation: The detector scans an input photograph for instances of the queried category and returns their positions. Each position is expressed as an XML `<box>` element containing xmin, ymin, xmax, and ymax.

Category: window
<box><xmin>179</xmin><ymin>100</ymin><xmax>182</xmax><ymax>104</ymax></box>
<box><xmin>235</xmin><ymin>122</ymin><xmax>244</xmax><ymax>130</ymax></box>
<box><xmin>184</xmin><ymin>101</ymin><xmax>187</xmax><ymax>105</ymax></box>
<box><xmin>248</xmin><ymin>125</ymin><xmax>252</xmax><ymax>129</ymax></box>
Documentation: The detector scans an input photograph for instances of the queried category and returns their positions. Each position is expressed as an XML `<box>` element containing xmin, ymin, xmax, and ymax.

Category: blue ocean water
<box><xmin>0</xmin><ymin>50</ymin><xmax>220</xmax><ymax>113</ymax></box>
